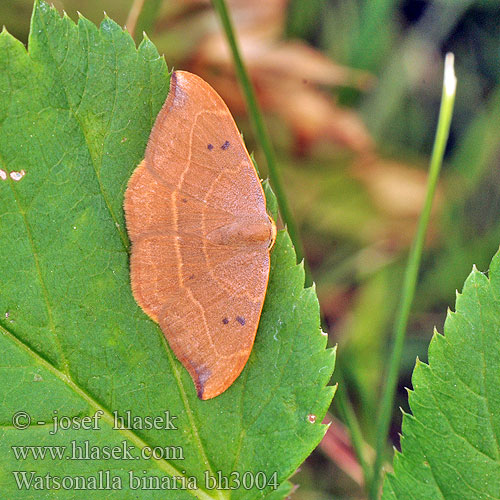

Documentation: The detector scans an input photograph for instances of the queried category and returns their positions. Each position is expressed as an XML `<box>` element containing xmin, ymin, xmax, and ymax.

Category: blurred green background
<box><xmin>3</xmin><ymin>0</ymin><xmax>500</xmax><ymax>498</ymax></box>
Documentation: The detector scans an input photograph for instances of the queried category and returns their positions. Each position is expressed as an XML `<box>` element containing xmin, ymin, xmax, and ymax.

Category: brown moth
<box><xmin>124</xmin><ymin>71</ymin><xmax>276</xmax><ymax>400</ymax></box>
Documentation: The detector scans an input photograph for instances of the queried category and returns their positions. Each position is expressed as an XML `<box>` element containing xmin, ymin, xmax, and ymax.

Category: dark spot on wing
<box><xmin>222</xmin><ymin>317</ymin><xmax>229</xmax><ymax>325</ymax></box>
<box><xmin>194</xmin><ymin>365</ymin><xmax>211</xmax><ymax>399</ymax></box>
<box><xmin>182</xmin><ymin>198</ymin><xmax>188</xmax><ymax>203</ymax></box>
<box><xmin>207</xmin><ymin>144</ymin><xmax>214</xmax><ymax>150</ymax></box>
<box><xmin>236</xmin><ymin>316</ymin><xmax>245</xmax><ymax>326</ymax></box>
<box><xmin>189</xmin><ymin>274</ymin><xmax>195</xmax><ymax>280</ymax></box>
<box><xmin>221</xmin><ymin>141</ymin><xmax>230</xmax><ymax>150</ymax></box>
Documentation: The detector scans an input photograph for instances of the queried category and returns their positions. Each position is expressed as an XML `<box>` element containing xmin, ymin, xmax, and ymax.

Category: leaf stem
<box><xmin>336</xmin><ymin>371</ymin><xmax>371</xmax><ymax>487</ymax></box>
<box><xmin>126</xmin><ymin>0</ymin><xmax>162</xmax><ymax>42</ymax></box>
<box><xmin>368</xmin><ymin>53</ymin><xmax>457</xmax><ymax>499</ymax></box>
<box><xmin>210</xmin><ymin>0</ymin><xmax>304</xmax><ymax>263</ymax></box>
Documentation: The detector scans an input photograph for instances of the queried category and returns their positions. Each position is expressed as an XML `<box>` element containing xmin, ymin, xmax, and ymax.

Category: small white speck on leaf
<box><xmin>10</xmin><ymin>170</ymin><xmax>26</xmax><ymax>181</ymax></box>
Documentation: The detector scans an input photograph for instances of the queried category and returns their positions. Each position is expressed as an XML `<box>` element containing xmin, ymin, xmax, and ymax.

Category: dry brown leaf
<box><xmin>352</xmin><ymin>156</ymin><xmax>443</xmax><ymax>247</ymax></box>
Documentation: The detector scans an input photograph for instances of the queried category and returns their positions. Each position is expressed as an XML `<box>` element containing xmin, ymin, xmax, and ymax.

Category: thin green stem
<box><xmin>335</xmin><ymin>371</ymin><xmax>371</xmax><ymax>487</ymax></box>
<box><xmin>126</xmin><ymin>0</ymin><xmax>162</xmax><ymax>42</ymax></box>
<box><xmin>368</xmin><ymin>53</ymin><xmax>457</xmax><ymax>500</ymax></box>
<box><xmin>210</xmin><ymin>0</ymin><xmax>304</xmax><ymax>264</ymax></box>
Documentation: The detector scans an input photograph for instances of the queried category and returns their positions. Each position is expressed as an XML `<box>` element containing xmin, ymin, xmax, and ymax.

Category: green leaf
<box><xmin>382</xmin><ymin>250</ymin><xmax>500</xmax><ymax>499</ymax></box>
<box><xmin>0</xmin><ymin>1</ymin><xmax>335</xmax><ymax>498</ymax></box>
